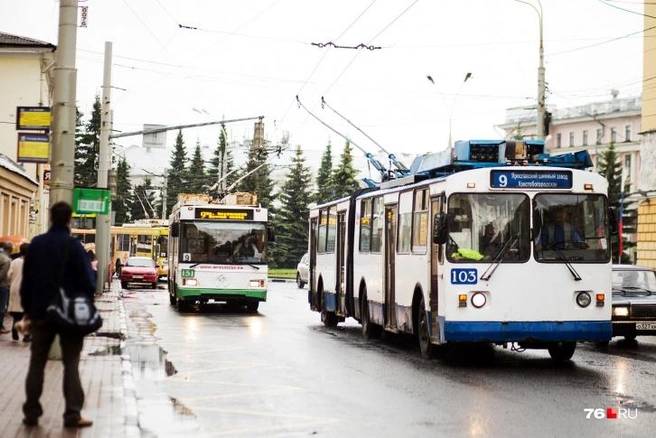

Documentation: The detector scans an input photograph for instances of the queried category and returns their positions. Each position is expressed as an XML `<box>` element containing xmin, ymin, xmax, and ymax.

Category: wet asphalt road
<box><xmin>120</xmin><ymin>282</ymin><xmax>656</xmax><ymax>438</ymax></box>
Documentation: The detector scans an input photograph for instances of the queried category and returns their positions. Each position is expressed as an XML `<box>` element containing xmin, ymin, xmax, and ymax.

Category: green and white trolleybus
<box><xmin>168</xmin><ymin>193</ymin><xmax>272</xmax><ymax>312</ymax></box>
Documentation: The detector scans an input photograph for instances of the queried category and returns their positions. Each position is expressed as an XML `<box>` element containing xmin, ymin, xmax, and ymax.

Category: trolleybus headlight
<box><xmin>575</xmin><ymin>291</ymin><xmax>592</xmax><ymax>308</ymax></box>
<box><xmin>183</xmin><ymin>278</ymin><xmax>198</xmax><ymax>286</ymax></box>
<box><xmin>471</xmin><ymin>292</ymin><xmax>486</xmax><ymax>308</ymax></box>
<box><xmin>613</xmin><ymin>306</ymin><xmax>629</xmax><ymax>317</ymax></box>
<box><xmin>249</xmin><ymin>279</ymin><xmax>265</xmax><ymax>287</ymax></box>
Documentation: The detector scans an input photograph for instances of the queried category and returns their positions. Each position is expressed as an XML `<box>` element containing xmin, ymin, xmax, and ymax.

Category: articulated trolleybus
<box><xmin>309</xmin><ymin>140</ymin><xmax>615</xmax><ymax>361</ymax></box>
<box><xmin>168</xmin><ymin>193</ymin><xmax>272</xmax><ymax>312</ymax></box>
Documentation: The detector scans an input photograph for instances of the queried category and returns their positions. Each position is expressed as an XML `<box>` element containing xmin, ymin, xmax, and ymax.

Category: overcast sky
<box><xmin>1</xmin><ymin>0</ymin><xmax>645</xmax><ymax>167</ymax></box>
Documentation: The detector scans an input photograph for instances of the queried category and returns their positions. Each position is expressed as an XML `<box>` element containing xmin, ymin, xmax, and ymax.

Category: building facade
<box><xmin>0</xmin><ymin>32</ymin><xmax>56</xmax><ymax>237</ymax></box>
<box><xmin>635</xmin><ymin>5</ymin><xmax>656</xmax><ymax>268</ymax></box>
<box><xmin>498</xmin><ymin>93</ymin><xmax>641</xmax><ymax>193</ymax></box>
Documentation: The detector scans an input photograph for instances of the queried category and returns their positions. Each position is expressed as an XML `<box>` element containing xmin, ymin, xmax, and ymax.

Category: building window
<box><xmin>625</xmin><ymin>125</ymin><xmax>631</xmax><ymax>142</ymax></box>
<box><xmin>596</xmin><ymin>128</ymin><xmax>602</xmax><ymax>145</ymax></box>
<box><xmin>582</xmin><ymin>130</ymin><xmax>588</xmax><ymax>146</ymax></box>
<box><xmin>624</xmin><ymin>155</ymin><xmax>632</xmax><ymax>192</ymax></box>
<box><xmin>611</xmin><ymin>128</ymin><xmax>617</xmax><ymax>143</ymax></box>
<box><xmin>569</xmin><ymin>132</ymin><xmax>574</xmax><ymax>147</ymax></box>
<box><xmin>556</xmin><ymin>133</ymin><xmax>562</xmax><ymax>148</ymax></box>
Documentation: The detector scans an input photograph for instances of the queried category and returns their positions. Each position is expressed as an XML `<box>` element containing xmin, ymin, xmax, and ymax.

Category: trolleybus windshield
<box><xmin>179</xmin><ymin>222</ymin><xmax>267</xmax><ymax>264</ymax></box>
<box><xmin>447</xmin><ymin>193</ymin><xmax>530</xmax><ymax>263</ymax></box>
<box><xmin>533</xmin><ymin>194</ymin><xmax>610</xmax><ymax>263</ymax></box>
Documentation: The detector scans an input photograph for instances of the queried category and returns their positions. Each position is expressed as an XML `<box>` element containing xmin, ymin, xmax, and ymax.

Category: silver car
<box><xmin>611</xmin><ymin>264</ymin><xmax>656</xmax><ymax>341</ymax></box>
<box><xmin>296</xmin><ymin>253</ymin><xmax>309</xmax><ymax>289</ymax></box>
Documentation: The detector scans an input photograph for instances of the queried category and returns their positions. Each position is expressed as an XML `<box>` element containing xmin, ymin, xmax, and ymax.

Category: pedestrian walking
<box><xmin>0</xmin><ymin>241</ymin><xmax>13</xmax><ymax>334</ymax></box>
<box><xmin>20</xmin><ymin>201</ymin><xmax>96</xmax><ymax>429</ymax></box>
<box><xmin>8</xmin><ymin>242</ymin><xmax>30</xmax><ymax>342</ymax></box>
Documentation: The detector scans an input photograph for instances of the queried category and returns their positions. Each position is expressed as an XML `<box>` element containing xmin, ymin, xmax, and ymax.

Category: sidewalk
<box><xmin>0</xmin><ymin>281</ymin><xmax>139</xmax><ymax>438</ymax></box>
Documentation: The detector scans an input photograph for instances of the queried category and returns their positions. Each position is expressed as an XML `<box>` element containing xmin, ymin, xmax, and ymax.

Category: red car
<box><xmin>120</xmin><ymin>256</ymin><xmax>158</xmax><ymax>289</ymax></box>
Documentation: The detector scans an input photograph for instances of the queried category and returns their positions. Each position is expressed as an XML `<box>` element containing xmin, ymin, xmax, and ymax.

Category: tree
<box><xmin>237</xmin><ymin>141</ymin><xmax>275</xmax><ymax>208</ymax></box>
<box><xmin>331</xmin><ymin>141</ymin><xmax>361</xmax><ymax>198</ymax></box>
<box><xmin>130</xmin><ymin>177</ymin><xmax>157</xmax><ymax>220</ymax></box>
<box><xmin>597</xmin><ymin>141</ymin><xmax>633</xmax><ymax>262</ymax></box>
<box><xmin>112</xmin><ymin>157</ymin><xmax>132</xmax><ymax>225</ymax></box>
<box><xmin>75</xmin><ymin>96</ymin><xmax>101</xmax><ymax>187</ymax></box>
<box><xmin>315</xmin><ymin>142</ymin><xmax>334</xmax><ymax>204</ymax></box>
<box><xmin>188</xmin><ymin>140</ymin><xmax>206</xmax><ymax>193</ymax></box>
<box><xmin>166</xmin><ymin>130</ymin><xmax>188</xmax><ymax>213</ymax></box>
<box><xmin>271</xmin><ymin>146</ymin><xmax>313</xmax><ymax>267</ymax></box>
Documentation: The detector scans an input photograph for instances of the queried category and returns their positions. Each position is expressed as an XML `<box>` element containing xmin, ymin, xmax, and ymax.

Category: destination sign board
<box><xmin>16</xmin><ymin>106</ymin><xmax>51</xmax><ymax>131</ymax></box>
<box><xmin>490</xmin><ymin>169</ymin><xmax>572</xmax><ymax>189</ymax></box>
<box><xmin>17</xmin><ymin>133</ymin><xmax>49</xmax><ymax>163</ymax></box>
<box><xmin>195</xmin><ymin>208</ymin><xmax>254</xmax><ymax>221</ymax></box>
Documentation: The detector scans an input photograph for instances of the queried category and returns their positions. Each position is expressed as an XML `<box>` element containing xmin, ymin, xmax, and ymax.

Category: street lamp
<box><xmin>515</xmin><ymin>0</ymin><xmax>545</xmax><ymax>140</ymax></box>
<box><xmin>427</xmin><ymin>72</ymin><xmax>473</xmax><ymax>147</ymax></box>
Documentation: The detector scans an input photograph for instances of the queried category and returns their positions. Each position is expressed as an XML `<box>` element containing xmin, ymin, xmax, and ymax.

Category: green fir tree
<box><xmin>270</xmin><ymin>146</ymin><xmax>313</xmax><ymax>268</ymax></box>
<box><xmin>597</xmin><ymin>141</ymin><xmax>631</xmax><ymax>262</ymax></box>
<box><xmin>315</xmin><ymin>142</ymin><xmax>334</xmax><ymax>204</ymax></box>
<box><xmin>188</xmin><ymin>140</ymin><xmax>206</xmax><ymax>193</ymax></box>
<box><xmin>131</xmin><ymin>177</ymin><xmax>157</xmax><ymax>220</ymax></box>
<box><xmin>75</xmin><ymin>96</ymin><xmax>101</xmax><ymax>187</ymax></box>
<box><xmin>112</xmin><ymin>157</ymin><xmax>132</xmax><ymax>225</ymax></box>
<box><xmin>331</xmin><ymin>141</ymin><xmax>361</xmax><ymax>198</ymax></box>
<box><xmin>165</xmin><ymin>130</ymin><xmax>189</xmax><ymax>213</ymax></box>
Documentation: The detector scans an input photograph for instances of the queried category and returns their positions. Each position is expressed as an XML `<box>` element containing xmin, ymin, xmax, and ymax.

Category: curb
<box><xmin>117</xmin><ymin>292</ymin><xmax>140</xmax><ymax>438</ymax></box>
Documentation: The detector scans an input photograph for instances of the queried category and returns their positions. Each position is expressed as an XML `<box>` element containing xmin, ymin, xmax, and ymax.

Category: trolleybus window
<box><xmin>398</xmin><ymin>191</ymin><xmax>413</xmax><ymax>253</ymax></box>
<box><xmin>180</xmin><ymin>222</ymin><xmax>266</xmax><ymax>264</ymax></box>
<box><xmin>533</xmin><ymin>194</ymin><xmax>610</xmax><ymax>263</ymax></box>
<box><xmin>447</xmin><ymin>193</ymin><xmax>530</xmax><ymax>263</ymax></box>
<box><xmin>359</xmin><ymin>199</ymin><xmax>372</xmax><ymax>252</ymax></box>
<box><xmin>412</xmin><ymin>188</ymin><xmax>429</xmax><ymax>253</ymax></box>
<box><xmin>371</xmin><ymin>197</ymin><xmax>383</xmax><ymax>253</ymax></box>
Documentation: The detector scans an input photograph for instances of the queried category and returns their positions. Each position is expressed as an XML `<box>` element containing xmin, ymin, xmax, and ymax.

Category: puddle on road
<box><xmin>112</xmin><ymin>343</ymin><xmax>177</xmax><ymax>380</ymax></box>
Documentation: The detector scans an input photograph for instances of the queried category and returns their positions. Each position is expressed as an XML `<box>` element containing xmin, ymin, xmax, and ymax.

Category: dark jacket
<box><xmin>20</xmin><ymin>225</ymin><xmax>96</xmax><ymax>320</ymax></box>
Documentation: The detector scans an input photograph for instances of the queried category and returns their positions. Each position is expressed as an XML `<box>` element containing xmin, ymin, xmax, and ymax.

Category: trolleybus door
<box><xmin>384</xmin><ymin>205</ymin><xmax>397</xmax><ymax>330</ymax></box>
<box><xmin>430</xmin><ymin>197</ymin><xmax>441</xmax><ymax>342</ymax></box>
<box><xmin>336</xmin><ymin>212</ymin><xmax>346</xmax><ymax>315</ymax></box>
<box><xmin>309</xmin><ymin>217</ymin><xmax>318</xmax><ymax>310</ymax></box>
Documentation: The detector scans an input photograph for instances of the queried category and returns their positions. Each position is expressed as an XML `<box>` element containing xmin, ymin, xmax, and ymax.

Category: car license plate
<box><xmin>133</xmin><ymin>275</ymin><xmax>143</xmax><ymax>280</ymax></box>
<box><xmin>636</xmin><ymin>323</ymin><xmax>656</xmax><ymax>330</ymax></box>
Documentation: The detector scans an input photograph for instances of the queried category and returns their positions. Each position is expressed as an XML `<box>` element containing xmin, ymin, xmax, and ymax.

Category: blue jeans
<box><xmin>0</xmin><ymin>286</ymin><xmax>8</xmax><ymax>328</ymax></box>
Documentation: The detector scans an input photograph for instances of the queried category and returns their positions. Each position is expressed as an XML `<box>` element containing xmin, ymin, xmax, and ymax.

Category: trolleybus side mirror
<box><xmin>267</xmin><ymin>226</ymin><xmax>276</xmax><ymax>243</ymax></box>
<box><xmin>170</xmin><ymin>223</ymin><xmax>180</xmax><ymax>237</ymax></box>
<box><xmin>433</xmin><ymin>213</ymin><xmax>448</xmax><ymax>245</ymax></box>
<box><xmin>609</xmin><ymin>207</ymin><xmax>619</xmax><ymax>236</ymax></box>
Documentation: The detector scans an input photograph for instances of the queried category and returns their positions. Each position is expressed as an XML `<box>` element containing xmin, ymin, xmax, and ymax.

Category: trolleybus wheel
<box><xmin>246</xmin><ymin>301</ymin><xmax>259</xmax><ymax>313</ymax></box>
<box><xmin>547</xmin><ymin>342</ymin><xmax>576</xmax><ymax>362</ymax></box>
<box><xmin>361</xmin><ymin>290</ymin><xmax>381</xmax><ymax>338</ymax></box>
<box><xmin>417</xmin><ymin>295</ymin><xmax>435</xmax><ymax>359</ymax></box>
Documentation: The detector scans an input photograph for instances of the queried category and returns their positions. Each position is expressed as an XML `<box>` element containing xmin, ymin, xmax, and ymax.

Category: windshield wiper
<box><xmin>480</xmin><ymin>235</ymin><xmax>518</xmax><ymax>281</ymax></box>
<box><xmin>248</xmin><ymin>263</ymin><xmax>260</xmax><ymax>270</ymax></box>
<box><xmin>616</xmin><ymin>286</ymin><xmax>653</xmax><ymax>296</ymax></box>
<box><xmin>189</xmin><ymin>262</ymin><xmax>201</xmax><ymax>268</ymax></box>
<box><xmin>545</xmin><ymin>244</ymin><xmax>582</xmax><ymax>281</ymax></box>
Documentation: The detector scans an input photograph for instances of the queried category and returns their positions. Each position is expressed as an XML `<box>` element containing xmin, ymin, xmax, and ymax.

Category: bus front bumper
<box><xmin>443</xmin><ymin>320</ymin><xmax>612</xmax><ymax>342</ymax></box>
<box><xmin>176</xmin><ymin>287</ymin><xmax>267</xmax><ymax>302</ymax></box>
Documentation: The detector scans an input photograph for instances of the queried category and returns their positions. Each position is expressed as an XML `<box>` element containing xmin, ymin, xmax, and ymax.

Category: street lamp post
<box><xmin>515</xmin><ymin>0</ymin><xmax>545</xmax><ymax>140</ymax></box>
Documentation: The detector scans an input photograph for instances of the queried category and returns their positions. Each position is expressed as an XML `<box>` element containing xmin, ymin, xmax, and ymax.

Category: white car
<box><xmin>296</xmin><ymin>253</ymin><xmax>309</xmax><ymax>289</ymax></box>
